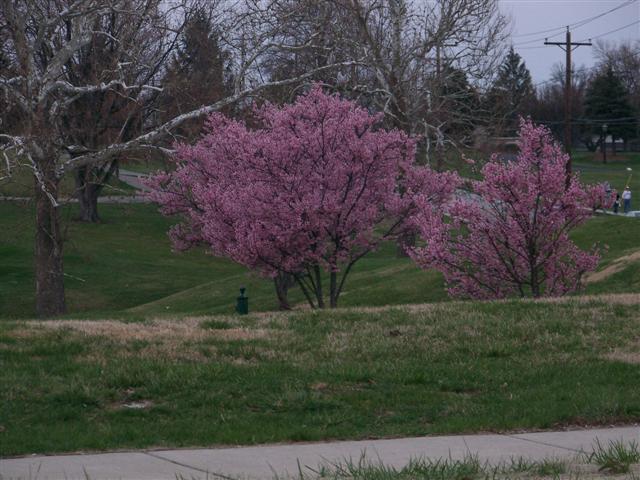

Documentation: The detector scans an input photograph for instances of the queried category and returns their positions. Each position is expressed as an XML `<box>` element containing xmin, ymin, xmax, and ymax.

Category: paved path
<box><xmin>2</xmin><ymin>426</ymin><xmax>639</xmax><ymax>479</ymax></box>
<box><xmin>118</xmin><ymin>169</ymin><xmax>152</xmax><ymax>193</ymax></box>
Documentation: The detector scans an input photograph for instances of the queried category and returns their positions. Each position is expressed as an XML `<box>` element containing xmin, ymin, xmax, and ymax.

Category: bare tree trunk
<box><xmin>274</xmin><ymin>272</ymin><xmax>295</xmax><ymax>310</ymax></box>
<box><xmin>314</xmin><ymin>265</ymin><xmax>325</xmax><ymax>308</ymax></box>
<box><xmin>34</xmin><ymin>165</ymin><xmax>66</xmax><ymax>318</ymax></box>
<box><xmin>74</xmin><ymin>163</ymin><xmax>117</xmax><ymax>223</ymax></box>
<box><xmin>294</xmin><ymin>274</ymin><xmax>317</xmax><ymax>309</ymax></box>
<box><xmin>329</xmin><ymin>271</ymin><xmax>338</xmax><ymax>308</ymax></box>
<box><xmin>530</xmin><ymin>265</ymin><xmax>540</xmax><ymax>298</ymax></box>
<box><xmin>75</xmin><ymin>170</ymin><xmax>101</xmax><ymax>223</ymax></box>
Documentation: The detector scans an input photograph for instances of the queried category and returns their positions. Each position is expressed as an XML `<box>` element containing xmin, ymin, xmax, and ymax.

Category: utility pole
<box><xmin>545</xmin><ymin>27</ymin><xmax>591</xmax><ymax>180</ymax></box>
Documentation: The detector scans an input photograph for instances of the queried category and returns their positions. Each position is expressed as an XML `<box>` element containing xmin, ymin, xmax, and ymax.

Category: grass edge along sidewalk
<box><xmin>2</xmin><ymin>426</ymin><xmax>640</xmax><ymax>479</ymax></box>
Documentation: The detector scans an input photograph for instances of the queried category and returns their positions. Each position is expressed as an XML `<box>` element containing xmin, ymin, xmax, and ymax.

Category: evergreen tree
<box><xmin>584</xmin><ymin>66</ymin><xmax>636</xmax><ymax>154</ymax></box>
<box><xmin>486</xmin><ymin>47</ymin><xmax>535</xmax><ymax>135</ymax></box>
<box><xmin>439</xmin><ymin>67</ymin><xmax>480</xmax><ymax>140</ymax></box>
<box><xmin>159</xmin><ymin>9</ymin><xmax>231</xmax><ymax>139</ymax></box>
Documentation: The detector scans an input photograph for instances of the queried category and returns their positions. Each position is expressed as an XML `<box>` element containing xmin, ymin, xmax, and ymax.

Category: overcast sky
<box><xmin>502</xmin><ymin>0</ymin><xmax>640</xmax><ymax>84</ymax></box>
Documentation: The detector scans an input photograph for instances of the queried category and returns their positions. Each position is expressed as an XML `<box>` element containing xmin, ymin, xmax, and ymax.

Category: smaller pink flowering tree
<box><xmin>148</xmin><ymin>85</ymin><xmax>457</xmax><ymax>309</ymax></box>
<box><xmin>410</xmin><ymin>119</ymin><xmax>609</xmax><ymax>299</ymax></box>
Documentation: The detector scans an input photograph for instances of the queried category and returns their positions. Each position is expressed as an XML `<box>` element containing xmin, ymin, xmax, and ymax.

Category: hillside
<box><xmin>1</xmin><ymin>202</ymin><xmax>639</xmax><ymax>319</ymax></box>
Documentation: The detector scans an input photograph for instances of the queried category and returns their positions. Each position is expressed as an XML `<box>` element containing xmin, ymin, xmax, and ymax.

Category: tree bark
<box><xmin>74</xmin><ymin>163</ymin><xmax>116</xmax><ymax>223</ymax></box>
<box><xmin>294</xmin><ymin>274</ymin><xmax>317</xmax><ymax>309</ymax></box>
<box><xmin>76</xmin><ymin>180</ymin><xmax>101</xmax><ymax>222</ymax></box>
<box><xmin>329</xmin><ymin>271</ymin><xmax>338</xmax><ymax>308</ymax></box>
<box><xmin>314</xmin><ymin>265</ymin><xmax>325</xmax><ymax>308</ymax></box>
<box><xmin>34</xmin><ymin>166</ymin><xmax>66</xmax><ymax>318</ymax></box>
<box><xmin>530</xmin><ymin>265</ymin><xmax>540</xmax><ymax>298</ymax></box>
<box><xmin>274</xmin><ymin>272</ymin><xmax>295</xmax><ymax>310</ymax></box>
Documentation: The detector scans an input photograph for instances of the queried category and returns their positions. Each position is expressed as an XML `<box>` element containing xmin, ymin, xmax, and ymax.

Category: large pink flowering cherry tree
<box><xmin>410</xmin><ymin>119</ymin><xmax>608</xmax><ymax>299</ymax></box>
<box><xmin>148</xmin><ymin>86</ymin><xmax>457</xmax><ymax>309</ymax></box>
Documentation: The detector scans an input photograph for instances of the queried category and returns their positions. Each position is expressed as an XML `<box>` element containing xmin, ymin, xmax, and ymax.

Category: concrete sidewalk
<box><xmin>2</xmin><ymin>426</ymin><xmax>639</xmax><ymax>480</ymax></box>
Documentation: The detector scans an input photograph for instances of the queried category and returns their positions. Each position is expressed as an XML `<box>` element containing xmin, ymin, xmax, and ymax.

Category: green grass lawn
<box><xmin>0</xmin><ymin>202</ymin><xmax>448</xmax><ymax>319</ymax></box>
<box><xmin>2</xmin><ymin>295</ymin><xmax>640</xmax><ymax>455</ymax></box>
<box><xmin>1</xmin><ymin>202</ymin><xmax>639</xmax><ymax>319</ymax></box>
<box><xmin>1</xmin><ymin>202</ymin><xmax>640</xmax><ymax>319</ymax></box>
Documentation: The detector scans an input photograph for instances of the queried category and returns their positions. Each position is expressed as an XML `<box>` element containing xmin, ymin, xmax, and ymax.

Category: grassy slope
<box><xmin>0</xmin><ymin>202</ymin><xmax>447</xmax><ymax>319</ymax></box>
<box><xmin>1</xmin><ymin>151</ymin><xmax>636</xmax><ymax>320</ymax></box>
<box><xmin>573</xmin><ymin>152</ymin><xmax>640</xmax><ymax>195</ymax></box>
<box><xmin>1</xmin><ymin>295</ymin><xmax>640</xmax><ymax>455</ymax></box>
<box><xmin>1</xmin><ymin>201</ymin><xmax>639</xmax><ymax>319</ymax></box>
<box><xmin>0</xmin><ymin>164</ymin><xmax>135</xmax><ymax>198</ymax></box>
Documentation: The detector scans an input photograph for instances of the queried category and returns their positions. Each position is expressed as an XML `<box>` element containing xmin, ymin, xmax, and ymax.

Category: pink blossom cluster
<box><xmin>148</xmin><ymin>85</ymin><xmax>456</xmax><ymax>307</ymax></box>
<box><xmin>410</xmin><ymin>119</ymin><xmax>606</xmax><ymax>299</ymax></box>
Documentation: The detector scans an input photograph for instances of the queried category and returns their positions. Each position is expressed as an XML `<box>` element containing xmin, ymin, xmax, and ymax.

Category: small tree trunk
<box><xmin>530</xmin><ymin>266</ymin><xmax>541</xmax><ymax>298</ymax></box>
<box><xmin>314</xmin><ymin>265</ymin><xmax>325</xmax><ymax>308</ymax></box>
<box><xmin>294</xmin><ymin>274</ymin><xmax>317</xmax><ymax>309</ymax></box>
<box><xmin>78</xmin><ymin>186</ymin><xmax>100</xmax><ymax>222</ymax></box>
<box><xmin>329</xmin><ymin>271</ymin><xmax>339</xmax><ymax>308</ymax></box>
<box><xmin>75</xmin><ymin>167</ymin><xmax>101</xmax><ymax>223</ymax></box>
<box><xmin>34</xmin><ymin>167</ymin><xmax>66</xmax><ymax>318</ymax></box>
<box><xmin>274</xmin><ymin>272</ymin><xmax>295</xmax><ymax>310</ymax></box>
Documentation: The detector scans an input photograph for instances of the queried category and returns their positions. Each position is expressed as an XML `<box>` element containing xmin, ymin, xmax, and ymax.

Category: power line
<box><xmin>534</xmin><ymin>119</ymin><xmax>638</xmax><ymax>126</ymax></box>
<box><xmin>576</xmin><ymin>20</ymin><xmax>640</xmax><ymax>42</ymax></box>
<box><xmin>572</xmin><ymin>0</ymin><xmax>637</xmax><ymax>29</ymax></box>
<box><xmin>518</xmin><ymin>21</ymin><xmax>640</xmax><ymax>49</ymax></box>
<box><xmin>511</xmin><ymin>0</ymin><xmax>637</xmax><ymax>43</ymax></box>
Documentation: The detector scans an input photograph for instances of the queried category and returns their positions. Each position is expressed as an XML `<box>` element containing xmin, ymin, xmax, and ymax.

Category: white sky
<box><xmin>502</xmin><ymin>0</ymin><xmax>640</xmax><ymax>83</ymax></box>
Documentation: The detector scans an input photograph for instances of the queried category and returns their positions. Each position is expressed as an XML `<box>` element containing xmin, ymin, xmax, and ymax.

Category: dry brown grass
<box><xmin>603</xmin><ymin>350</ymin><xmax>640</xmax><ymax>365</ymax></box>
<box><xmin>21</xmin><ymin>316</ymin><xmax>270</xmax><ymax>343</ymax></box>
<box><xmin>7</xmin><ymin>316</ymin><xmax>283</xmax><ymax>363</ymax></box>
<box><xmin>7</xmin><ymin>293</ymin><xmax>638</xmax><ymax>365</ymax></box>
<box><xmin>584</xmin><ymin>250</ymin><xmax>640</xmax><ymax>284</ymax></box>
<box><xmin>533</xmin><ymin>293</ymin><xmax>640</xmax><ymax>305</ymax></box>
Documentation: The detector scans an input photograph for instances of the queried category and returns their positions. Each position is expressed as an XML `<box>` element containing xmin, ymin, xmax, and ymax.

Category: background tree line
<box><xmin>488</xmin><ymin>40</ymin><xmax>639</xmax><ymax>155</ymax></box>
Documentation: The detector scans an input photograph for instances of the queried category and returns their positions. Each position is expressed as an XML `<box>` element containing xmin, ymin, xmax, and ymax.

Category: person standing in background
<box><xmin>622</xmin><ymin>187</ymin><xmax>632</xmax><ymax>213</ymax></box>
<box><xmin>613</xmin><ymin>193</ymin><xmax>621</xmax><ymax>214</ymax></box>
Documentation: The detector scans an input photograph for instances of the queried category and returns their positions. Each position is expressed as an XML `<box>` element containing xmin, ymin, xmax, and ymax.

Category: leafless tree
<box><xmin>594</xmin><ymin>40</ymin><xmax>640</xmax><ymax>106</ymax></box>
<box><xmin>242</xmin><ymin>0</ymin><xmax>509</xmax><ymax>157</ymax></box>
<box><xmin>0</xmin><ymin>0</ymin><xmax>359</xmax><ymax>317</ymax></box>
<box><xmin>336</xmin><ymin>0</ymin><xmax>509</xmax><ymax>166</ymax></box>
<box><xmin>310</xmin><ymin>0</ymin><xmax>509</xmax><ymax>254</ymax></box>
<box><xmin>531</xmin><ymin>63</ymin><xmax>591</xmax><ymax>149</ymax></box>
<box><xmin>65</xmin><ymin>0</ymin><xmax>179</xmax><ymax>222</ymax></box>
